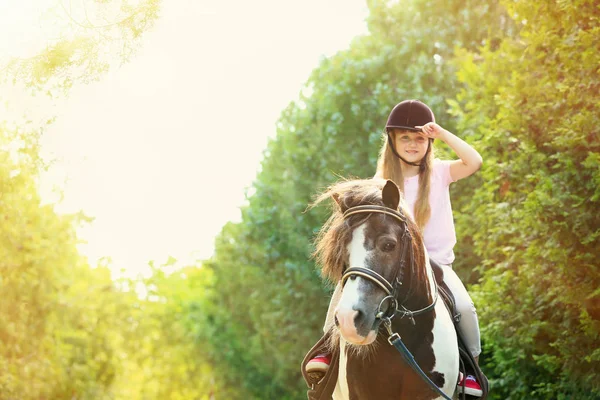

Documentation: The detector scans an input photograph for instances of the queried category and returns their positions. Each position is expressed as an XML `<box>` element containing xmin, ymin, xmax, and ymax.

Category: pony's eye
<box><xmin>381</xmin><ymin>240</ymin><xmax>396</xmax><ymax>252</ymax></box>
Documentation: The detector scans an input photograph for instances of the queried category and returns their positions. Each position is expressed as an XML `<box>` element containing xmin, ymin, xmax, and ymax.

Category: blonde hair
<box><xmin>375</xmin><ymin>131</ymin><xmax>434</xmax><ymax>230</ymax></box>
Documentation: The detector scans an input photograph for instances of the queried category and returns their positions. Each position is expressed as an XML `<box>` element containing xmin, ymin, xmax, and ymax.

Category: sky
<box><xmin>0</xmin><ymin>0</ymin><xmax>370</xmax><ymax>277</ymax></box>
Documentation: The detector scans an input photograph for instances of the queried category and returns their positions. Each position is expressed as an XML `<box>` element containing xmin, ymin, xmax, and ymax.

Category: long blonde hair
<box><xmin>375</xmin><ymin>131</ymin><xmax>434</xmax><ymax>230</ymax></box>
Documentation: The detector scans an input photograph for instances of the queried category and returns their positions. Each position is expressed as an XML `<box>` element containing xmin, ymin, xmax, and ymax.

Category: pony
<box><xmin>312</xmin><ymin>178</ymin><xmax>459</xmax><ymax>400</ymax></box>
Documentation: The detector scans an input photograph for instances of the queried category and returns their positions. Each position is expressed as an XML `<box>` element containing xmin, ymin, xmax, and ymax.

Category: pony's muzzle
<box><xmin>336</xmin><ymin>308</ymin><xmax>377</xmax><ymax>345</ymax></box>
<box><xmin>336</xmin><ymin>309</ymin><xmax>359</xmax><ymax>335</ymax></box>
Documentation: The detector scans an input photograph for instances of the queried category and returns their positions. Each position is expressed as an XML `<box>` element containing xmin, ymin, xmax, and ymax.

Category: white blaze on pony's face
<box><xmin>334</xmin><ymin>223</ymin><xmax>379</xmax><ymax>345</ymax></box>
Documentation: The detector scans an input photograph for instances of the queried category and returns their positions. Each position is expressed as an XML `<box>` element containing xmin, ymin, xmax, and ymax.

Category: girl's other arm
<box><xmin>418</xmin><ymin>122</ymin><xmax>483</xmax><ymax>181</ymax></box>
<box><xmin>442</xmin><ymin>130</ymin><xmax>483</xmax><ymax>181</ymax></box>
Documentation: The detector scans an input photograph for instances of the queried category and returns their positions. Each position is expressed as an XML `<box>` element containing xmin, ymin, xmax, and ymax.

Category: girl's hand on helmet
<box><xmin>415</xmin><ymin>122</ymin><xmax>447</xmax><ymax>140</ymax></box>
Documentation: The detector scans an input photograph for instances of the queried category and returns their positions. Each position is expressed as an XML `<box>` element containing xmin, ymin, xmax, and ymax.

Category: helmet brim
<box><xmin>386</xmin><ymin>125</ymin><xmax>423</xmax><ymax>133</ymax></box>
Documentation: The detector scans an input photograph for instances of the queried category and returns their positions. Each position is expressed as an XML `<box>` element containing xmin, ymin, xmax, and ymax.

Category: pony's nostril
<box><xmin>354</xmin><ymin>309</ymin><xmax>366</xmax><ymax>326</ymax></box>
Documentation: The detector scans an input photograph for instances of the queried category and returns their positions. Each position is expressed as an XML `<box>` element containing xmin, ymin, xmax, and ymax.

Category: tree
<box><xmin>451</xmin><ymin>0</ymin><xmax>600</xmax><ymax>397</ymax></box>
<box><xmin>0</xmin><ymin>1</ymin><xmax>162</xmax><ymax>398</ymax></box>
<box><xmin>0</xmin><ymin>122</ymin><xmax>124</xmax><ymax>398</ymax></box>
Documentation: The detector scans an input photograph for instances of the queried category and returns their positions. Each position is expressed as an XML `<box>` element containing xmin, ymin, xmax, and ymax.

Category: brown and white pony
<box><xmin>314</xmin><ymin>179</ymin><xmax>459</xmax><ymax>400</ymax></box>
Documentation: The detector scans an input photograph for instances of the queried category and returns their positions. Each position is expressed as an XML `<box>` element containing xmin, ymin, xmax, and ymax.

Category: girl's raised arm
<box><xmin>417</xmin><ymin>122</ymin><xmax>483</xmax><ymax>181</ymax></box>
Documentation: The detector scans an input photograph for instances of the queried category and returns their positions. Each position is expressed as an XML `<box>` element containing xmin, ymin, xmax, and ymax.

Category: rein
<box><xmin>340</xmin><ymin>204</ymin><xmax>451</xmax><ymax>400</ymax></box>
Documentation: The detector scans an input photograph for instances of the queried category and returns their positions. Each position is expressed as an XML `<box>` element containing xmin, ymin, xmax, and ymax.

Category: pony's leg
<box><xmin>332</xmin><ymin>339</ymin><xmax>349</xmax><ymax>400</ymax></box>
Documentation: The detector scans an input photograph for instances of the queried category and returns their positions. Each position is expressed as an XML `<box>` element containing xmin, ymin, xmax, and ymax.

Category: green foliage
<box><xmin>2</xmin><ymin>0</ymin><xmax>214</xmax><ymax>398</ymax></box>
<box><xmin>111</xmin><ymin>261</ymin><xmax>216</xmax><ymax>400</ymax></box>
<box><xmin>0</xmin><ymin>120</ymin><xmax>216</xmax><ymax>399</ymax></box>
<box><xmin>0</xmin><ymin>122</ymin><xmax>119</xmax><ymax>398</ymax></box>
<box><xmin>3</xmin><ymin>0</ymin><xmax>161</xmax><ymax>95</ymax></box>
<box><xmin>451</xmin><ymin>0</ymin><xmax>600</xmax><ymax>397</ymax></box>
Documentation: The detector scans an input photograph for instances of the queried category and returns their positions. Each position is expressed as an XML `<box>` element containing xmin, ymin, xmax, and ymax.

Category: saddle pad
<box><xmin>301</xmin><ymin>331</ymin><xmax>340</xmax><ymax>400</ymax></box>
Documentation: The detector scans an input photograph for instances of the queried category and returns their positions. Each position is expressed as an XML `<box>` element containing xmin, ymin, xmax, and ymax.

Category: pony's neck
<box><xmin>398</xmin><ymin>250</ymin><xmax>436</xmax><ymax>317</ymax></box>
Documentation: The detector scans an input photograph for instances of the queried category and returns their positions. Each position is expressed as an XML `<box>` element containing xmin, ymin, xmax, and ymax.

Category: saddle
<box><xmin>301</xmin><ymin>258</ymin><xmax>489</xmax><ymax>400</ymax></box>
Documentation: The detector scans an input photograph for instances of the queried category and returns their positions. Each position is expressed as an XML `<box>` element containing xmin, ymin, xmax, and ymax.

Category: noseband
<box><xmin>340</xmin><ymin>205</ymin><xmax>438</xmax><ymax>325</ymax></box>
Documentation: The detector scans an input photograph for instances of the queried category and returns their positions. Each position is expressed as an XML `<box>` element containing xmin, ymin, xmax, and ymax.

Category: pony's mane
<box><xmin>312</xmin><ymin>178</ymin><xmax>427</xmax><ymax>286</ymax></box>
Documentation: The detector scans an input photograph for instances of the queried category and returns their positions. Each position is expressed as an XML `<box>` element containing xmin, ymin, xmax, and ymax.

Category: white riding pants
<box><xmin>440</xmin><ymin>263</ymin><xmax>481</xmax><ymax>358</ymax></box>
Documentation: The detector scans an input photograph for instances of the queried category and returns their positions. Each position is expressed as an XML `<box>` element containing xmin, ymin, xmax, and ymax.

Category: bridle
<box><xmin>340</xmin><ymin>205</ymin><xmax>438</xmax><ymax>326</ymax></box>
<box><xmin>336</xmin><ymin>203</ymin><xmax>451</xmax><ymax>400</ymax></box>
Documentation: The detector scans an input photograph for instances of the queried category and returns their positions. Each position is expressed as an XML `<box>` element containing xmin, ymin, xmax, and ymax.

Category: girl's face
<box><xmin>392</xmin><ymin>129</ymin><xmax>429</xmax><ymax>163</ymax></box>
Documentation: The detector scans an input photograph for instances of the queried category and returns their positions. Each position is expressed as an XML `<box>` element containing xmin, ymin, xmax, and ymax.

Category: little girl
<box><xmin>307</xmin><ymin>99</ymin><xmax>484</xmax><ymax>397</ymax></box>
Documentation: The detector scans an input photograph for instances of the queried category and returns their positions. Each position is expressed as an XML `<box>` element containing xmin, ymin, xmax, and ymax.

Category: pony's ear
<box><xmin>332</xmin><ymin>192</ymin><xmax>345</xmax><ymax>212</ymax></box>
<box><xmin>382</xmin><ymin>180</ymin><xmax>400</xmax><ymax>210</ymax></box>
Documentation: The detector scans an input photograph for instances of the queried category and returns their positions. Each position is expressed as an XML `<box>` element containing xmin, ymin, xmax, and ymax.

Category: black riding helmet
<box><xmin>385</xmin><ymin>100</ymin><xmax>435</xmax><ymax>167</ymax></box>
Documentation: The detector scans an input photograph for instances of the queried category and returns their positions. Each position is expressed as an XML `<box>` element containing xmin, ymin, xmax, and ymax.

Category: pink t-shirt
<box><xmin>403</xmin><ymin>159</ymin><xmax>457</xmax><ymax>265</ymax></box>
